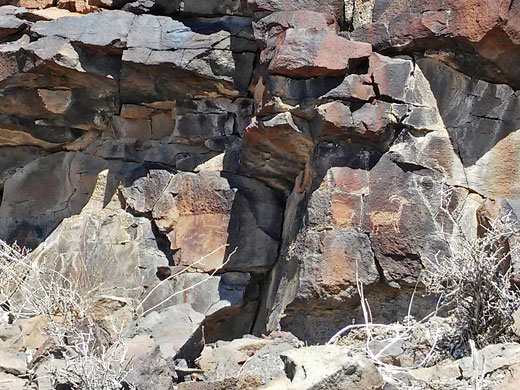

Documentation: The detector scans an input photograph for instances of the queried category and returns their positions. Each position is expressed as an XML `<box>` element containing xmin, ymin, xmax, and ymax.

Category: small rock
<box><xmin>123</xmin><ymin>335</ymin><xmax>178</xmax><ymax>390</ymax></box>
<box><xmin>408</xmin><ymin>362</ymin><xmax>462</xmax><ymax>382</ymax></box>
<box><xmin>458</xmin><ymin>343</ymin><xmax>520</xmax><ymax>379</ymax></box>
<box><xmin>0</xmin><ymin>352</ymin><xmax>27</xmax><ymax>376</ymax></box>
<box><xmin>0</xmin><ymin>309</ymin><xmax>9</xmax><ymax>325</ymax></box>
<box><xmin>0</xmin><ymin>371</ymin><xmax>27</xmax><ymax>390</ymax></box>
<box><xmin>178</xmin><ymin>376</ymin><xmax>263</xmax><ymax>390</ymax></box>
<box><xmin>512</xmin><ymin>308</ymin><xmax>520</xmax><ymax>337</ymax></box>
<box><xmin>133</xmin><ymin>303</ymin><xmax>205</xmax><ymax>362</ymax></box>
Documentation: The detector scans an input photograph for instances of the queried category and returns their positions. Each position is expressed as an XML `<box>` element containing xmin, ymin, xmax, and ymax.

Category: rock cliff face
<box><xmin>1</xmin><ymin>0</ymin><xmax>520</xmax><ymax>345</ymax></box>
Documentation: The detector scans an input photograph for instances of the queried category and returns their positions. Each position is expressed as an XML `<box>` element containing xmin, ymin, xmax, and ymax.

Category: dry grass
<box><xmin>0</xmin><ymin>238</ymin><xmax>237</xmax><ymax>389</ymax></box>
<box><xmin>47</xmin><ymin>319</ymin><xmax>134</xmax><ymax>390</ymax></box>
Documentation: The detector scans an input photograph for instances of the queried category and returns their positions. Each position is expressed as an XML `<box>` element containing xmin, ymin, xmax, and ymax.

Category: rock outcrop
<box><xmin>1</xmin><ymin>1</ymin><xmax>520</xmax><ymax>388</ymax></box>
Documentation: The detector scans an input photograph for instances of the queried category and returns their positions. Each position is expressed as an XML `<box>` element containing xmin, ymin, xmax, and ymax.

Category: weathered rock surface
<box><xmin>350</xmin><ymin>0</ymin><xmax>520</xmax><ymax>89</ymax></box>
<box><xmin>1</xmin><ymin>1</ymin><xmax>520</xmax><ymax>387</ymax></box>
<box><xmin>279</xmin><ymin>345</ymin><xmax>384</xmax><ymax>390</ymax></box>
<box><xmin>268</xmin><ymin>28</ymin><xmax>372</xmax><ymax>78</ymax></box>
<box><xmin>197</xmin><ymin>332</ymin><xmax>302</xmax><ymax>384</ymax></box>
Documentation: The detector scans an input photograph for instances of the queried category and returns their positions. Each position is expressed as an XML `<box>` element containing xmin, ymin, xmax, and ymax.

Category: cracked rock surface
<box><xmin>1</xmin><ymin>0</ymin><xmax>520</xmax><ymax>388</ymax></box>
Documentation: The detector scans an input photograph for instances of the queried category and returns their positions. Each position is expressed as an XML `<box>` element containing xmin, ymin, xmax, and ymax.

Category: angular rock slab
<box><xmin>240</xmin><ymin>112</ymin><xmax>315</xmax><ymax>192</ymax></box>
<box><xmin>257</xmin><ymin>144</ymin><xmax>453</xmax><ymax>342</ymax></box>
<box><xmin>123</xmin><ymin>334</ymin><xmax>178</xmax><ymax>390</ymax></box>
<box><xmin>419</xmin><ymin>58</ymin><xmax>520</xmax><ymax>199</ymax></box>
<box><xmin>131</xmin><ymin>303</ymin><xmax>205</xmax><ymax>361</ymax></box>
<box><xmin>25</xmin><ymin>169</ymin><xmax>169</xmax><ymax>303</ymax></box>
<box><xmin>124</xmin><ymin>169</ymin><xmax>285</xmax><ymax>273</ymax></box>
<box><xmin>350</xmin><ymin>0</ymin><xmax>520</xmax><ymax>88</ymax></box>
<box><xmin>268</xmin><ymin>27</ymin><xmax>372</xmax><ymax>78</ymax></box>
<box><xmin>139</xmin><ymin>271</ymin><xmax>258</xmax><ymax>339</ymax></box>
<box><xmin>198</xmin><ymin>332</ymin><xmax>301</xmax><ymax>384</ymax></box>
<box><xmin>249</xmin><ymin>0</ymin><xmax>345</xmax><ymax>21</ymax></box>
<box><xmin>0</xmin><ymin>152</ymin><xmax>116</xmax><ymax>248</ymax></box>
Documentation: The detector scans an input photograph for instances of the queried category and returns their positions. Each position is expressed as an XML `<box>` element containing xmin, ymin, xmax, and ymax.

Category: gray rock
<box><xmin>32</xmin><ymin>11</ymin><xmax>135</xmax><ymax>48</ymax></box>
<box><xmin>321</xmin><ymin>74</ymin><xmax>375</xmax><ymax>102</ymax></box>
<box><xmin>0</xmin><ymin>372</ymin><xmax>27</xmax><ymax>390</ymax></box>
<box><xmin>0</xmin><ymin>12</ymin><xmax>27</xmax><ymax>40</ymax></box>
<box><xmin>419</xmin><ymin>58</ymin><xmax>520</xmax><ymax>198</ymax></box>
<box><xmin>24</xmin><ymin>169</ymin><xmax>169</xmax><ymax>301</ymax></box>
<box><xmin>132</xmin><ymin>303</ymin><xmax>205</xmax><ymax>361</ymax></box>
<box><xmin>126</xmin><ymin>15</ymin><xmax>194</xmax><ymax>50</ymax></box>
<box><xmin>458</xmin><ymin>343</ymin><xmax>520</xmax><ymax>379</ymax></box>
<box><xmin>123</xmin><ymin>335</ymin><xmax>178</xmax><ymax>390</ymax></box>
<box><xmin>198</xmin><ymin>332</ymin><xmax>301</xmax><ymax>384</ymax></box>
<box><xmin>121</xmin><ymin>169</ymin><xmax>174</xmax><ymax>214</ymax></box>
<box><xmin>0</xmin><ymin>351</ymin><xmax>27</xmax><ymax>376</ymax></box>
<box><xmin>249</xmin><ymin>0</ymin><xmax>345</xmax><ymax>21</ymax></box>
<box><xmin>280</xmin><ymin>345</ymin><xmax>384</xmax><ymax>390</ymax></box>
<box><xmin>123</xmin><ymin>0</ymin><xmax>251</xmax><ymax>17</ymax></box>
<box><xmin>0</xmin><ymin>152</ymin><xmax>114</xmax><ymax>248</ymax></box>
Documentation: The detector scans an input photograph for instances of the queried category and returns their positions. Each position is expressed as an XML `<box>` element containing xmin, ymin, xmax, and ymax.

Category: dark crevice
<box><xmin>509</xmin><ymin>0</ymin><xmax>516</xmax><ymax>13</ymax></box>
<box><xmin>349</xmin><ymin>101</ymin><xmax>365</xmax><ymax>112</ymax></box>
<box><xmin>150</xmin><ymin>222</ymin><xmax>175</xmax><ymax>266</ymax></box>
<box><xmin>394</xmin><ymin>161</ymin><xmax>429</xmax><ymax>173</ymax></box>
<box><xmin>246</xmin><ymin>273</ymin><xmax>268</xmax><ymax>335</ymax></box>
<box><xmin>366</xmin><ymin>232</ymin><xmax>388</xmax><ymax>285</ymax></box>
<box><xmin>475</xmin><ymin>114</ymin><xmax>506</xmax><ymax>122</ymax></box>
<box><xmin>121</xmin><ymin>193</ymin><xmax>176</xmax><ymax>266</ymax></box>
<box><xmin>0</xmin><ymin>27</ymin><xmax>28</xmax><ymax>44</ymax></box>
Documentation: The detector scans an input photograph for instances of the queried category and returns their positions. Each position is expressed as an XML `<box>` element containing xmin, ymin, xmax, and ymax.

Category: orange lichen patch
<box><xmin>319</xmin><ymin>235</ymin><xmax>357</xmax><ymax>293</ymax></box>
<box><xmin>449</xmin><ymin>0</ymin><xmax>508</xmax><ymax>42</ymax></box>
<box><xmin>175</xmin><ymin>174</ymin><xmax>235</xmax><ymax>216</ymax></box>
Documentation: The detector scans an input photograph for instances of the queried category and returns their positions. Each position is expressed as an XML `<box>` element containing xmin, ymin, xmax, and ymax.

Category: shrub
<box><xmin>47</xmin><ymin>320</ymin><xmax>133</xmax><ymax>390</ymax></box>
<box><xmin>422</xmin><ymin>186</ymin><xmax>520</xmax><ymax>351</ymax></box>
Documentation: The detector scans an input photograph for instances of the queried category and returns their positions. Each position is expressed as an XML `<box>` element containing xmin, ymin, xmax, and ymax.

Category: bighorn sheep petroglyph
<box><xmin>368</xmin><ymin>195</ymin><xmax>410</xmax><ymax>234</ymax></box>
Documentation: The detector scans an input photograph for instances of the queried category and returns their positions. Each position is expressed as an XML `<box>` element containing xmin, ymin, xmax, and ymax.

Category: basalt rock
<box><xmin>350</xmin><ymin>0</ymin><xmax>520</xmax><ymax>89</ymax></box>
<box><xmin>0</xmin><ymin>0</ymin><xmax>520</xmax><ymax>381</ymax></box>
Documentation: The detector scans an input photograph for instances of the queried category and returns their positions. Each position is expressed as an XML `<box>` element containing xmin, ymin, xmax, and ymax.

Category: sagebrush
<box><xmin>423</xmin><ymin>185</ymin><xmax>520</xmax><ymax>351</ymax></box>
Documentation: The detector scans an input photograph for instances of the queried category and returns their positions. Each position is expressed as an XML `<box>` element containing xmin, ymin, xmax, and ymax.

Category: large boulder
<box><xmin>418</xmin><ymin>58</ymin><xmax>520</xmax><ymax>198</ymax></box>
<box><xmin>268</xmin><ymin>28</ymin><xmax>372</xmax><ymax>78</ymax></box>
<box><xmin>25</xmin><ymin>169</ymin><xmax>169</xmax><ymax>299</ymax></box>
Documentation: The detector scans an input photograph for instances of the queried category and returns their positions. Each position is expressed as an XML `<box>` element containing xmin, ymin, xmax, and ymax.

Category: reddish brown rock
<box><xmin>151</xmin><ymin>171</ymin><xmax>235</xmax><ymax>272</ymax></box>
<box><xmin>315</xmin><ymin>101</ymin><xmax>354</xmax><ymax>142</ymax></box>
<box><xmin>123</xmin><ymin>170</ymin><xmax>284</xmax><ymax>273</ymax></box>
<box><xmin>351</xmin><ymin>0</ymin><xmax>520</xmax><ymax>88</ymax></box>
<box><xmin>240</xmin><ymin>113</ymin><xmax>314</xmax><ymax>192</ymax></box>
<box><xmin>321</xmin><ymin>73</ymin><xmax>375</xmax><ymax>102</ymax></box>
<box><xmin>249</xmin><ymin>0</ymin><xmax>345</xmax><ymax>22</ymax></box>
<box><xmin>350</xmin><ymin>100</ymin><xmax>397</xmax><ymax>141</ymax></box>
<box><xmin>268</xmin><ymin>28</ymin><xmax>372</xmax><ymax>78</ymax></box>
